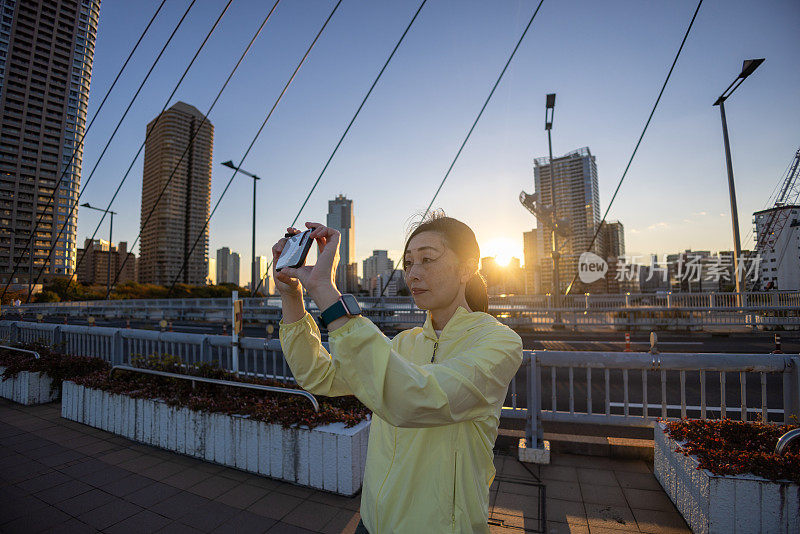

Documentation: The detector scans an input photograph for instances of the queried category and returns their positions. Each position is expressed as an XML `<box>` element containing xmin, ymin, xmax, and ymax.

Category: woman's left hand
<box><xmin>279</xmin><ymin>222</ymin><xmax>340</xmax><ymax>296</ymax></box>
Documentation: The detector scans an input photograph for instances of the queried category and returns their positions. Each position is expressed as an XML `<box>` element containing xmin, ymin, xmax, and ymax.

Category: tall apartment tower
<box><xmin>0</xmin><ymin>0</ymin><xmax>100</xmax><ymax>285</ymax></box>
<box><xmin>600</xmin><ymin>220</ymin><xmax>625</xmax><ymax>259</ymax></box>
<box><xmin>215</xmin><ymin>247</ymin><xmax>239</xmax><ymax>286</ymax></box>
<box><xmin>522</xmin><ymin>229</ymin><xmax>541</xmax><ymax>294</ymax></box>
<box><xmin>754</xmin><ymin>205</ymin><xmax>800</xmax><ymax>290</ymax></box>
<box><xmin>139</xmin><ymin>102</ymin><xmax>212</xmax><ymax>285</ymax></box>
<box><xmin>326</xmin><ymin>194</ymin><xmax>356</xmax><ymax>292</ymax></box>
<box><xmin>533</xmin><ymin>147</ymin><xmax>601</xmax><ymax>293</ymax></box>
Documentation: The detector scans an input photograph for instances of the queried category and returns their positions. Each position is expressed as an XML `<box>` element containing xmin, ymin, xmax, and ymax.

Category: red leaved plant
<box><xmin>665</xmin><ymin>419</ymin><xmax>799</xmax><ymax>484</ymax></box>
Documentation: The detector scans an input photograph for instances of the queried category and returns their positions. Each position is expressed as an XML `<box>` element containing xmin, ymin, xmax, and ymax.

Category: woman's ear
<box><xmin>460</xmin><ymin>258</ymin><xmax>478</xmax><ymax>284</ymax></box>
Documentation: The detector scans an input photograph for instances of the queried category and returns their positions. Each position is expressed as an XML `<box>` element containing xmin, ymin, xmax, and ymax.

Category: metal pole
<box><xmin>719</xmin><ymin>101</ymin><xmax>743</xmax><ymax>298</ymax></box>
<box><xmin>251</xmin><ymin>176</ymin><xmax>257</xmax><ymax>296</ymax></box>
<box><xmin>547</xmin><ymin>128</ymin><xmax>563</xmax><ymax>327</ymax></box>
<box><xmin>107</xmin><ymin>211</ymin><xmax>113</xmax><ymax>300</ymax></box>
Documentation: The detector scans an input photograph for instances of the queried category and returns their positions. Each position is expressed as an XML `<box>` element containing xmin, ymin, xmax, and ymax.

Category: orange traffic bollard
<box><xmin>625</xmin><ymin>332</ymin><xmax>631</xmax><ymax>352</ymax></box>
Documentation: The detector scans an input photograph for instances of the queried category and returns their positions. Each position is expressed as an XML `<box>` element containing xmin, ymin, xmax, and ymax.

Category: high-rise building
<box><xmin>522</xmin><ymin>229</ymin><xmax>541</xmax><ymax>294</ymax></box>
<box><xmin>326</xmin><ymin>194</ymin><xmax>356</xmax><ymax>292</ymax></box>
<box><xmin>138</xmin><ymin>102</ymin><xmax>212</xmax><ymax>285</ymax></box>
<box><xmin>755</xmin><ymin>205</ymin><xmax>799</xmax><ymax>290</ymax></box>
<box><xmin>207</xmin><ymin>257</ymin><xmax>216</xmax><ymax>285</ymax></box>
<box><xmin>75</xmin><ymin>239</ymin><xmax>136</xmax><ymax>286</ymax></box>
<box><xmin>0</xmin><ymin>0</ymin><xmax>101</xmax><ymax>285</ymax></box>
<box><xmin>533</xmin><ymin>147</ymin><xmax>601</xmax><ymax>293</ymax></box>
<box><xmin>253</xmin><ymin>255</ymin><xmax>273</xmax><ymax>295</ymax></box>
<box><xmin>363</xmin><ymin>250</ymin><xmax>401</xmax><ymax>296</ymax></box>
<box><xmin>600</xmin><ymin>221</ymin><xmax>625</xmax><ymax>259</ymax></box>
<box><xmin>215</xmin><ymin>247</ymin><xmax>239</xmax><ymax>286</ymax></box>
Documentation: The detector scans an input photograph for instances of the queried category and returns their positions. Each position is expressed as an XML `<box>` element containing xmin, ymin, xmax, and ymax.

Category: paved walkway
<box><xmin>0</xmin><ymin>398</ymin><xmax>689</xmax><ymax>533</ymax></box>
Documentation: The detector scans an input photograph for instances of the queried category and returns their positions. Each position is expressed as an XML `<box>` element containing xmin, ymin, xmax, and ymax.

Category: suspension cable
<box><xmin>250</xmin><ymin>0</ymin><xmax>428</xmax><ymax>296</ymax></box>
<box><xmin>109</xmin><ymin>0</ymin><xmax>284</xmax><ymax>298</ymax></box>
<box><xmin>376</xmin><ymin>0</ymin><xmax>545</xmax><ymax>300</ymax></box>
<box><xmin>168</xmin><ymin>0</ymin><xmax>347</xmax><ymax>297</ymax></box>
<box><xmin>25</xmin><ymin>0</ymin><xmax>198</xmax><ymax>302</ymax></box>
<box><xmin>563</xmin><ymin>0</ymin><xmax>703</xmax><ymax>296</ymax></box>
<box><xmin>0</xmin><ymin>0</ymin><xmax>167</xmax><ymax>301</ymax></box>
<box><xmin>65</xmin><ymin>0</ymin><xmax>234</xmax><ymax>297</ymax></box>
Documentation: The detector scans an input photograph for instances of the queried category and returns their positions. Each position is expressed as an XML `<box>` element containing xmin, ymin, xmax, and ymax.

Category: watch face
<box><xmin>341</xmin><ymin>294</ymin><xmax>361</xmax><ymax>315</ymax></box>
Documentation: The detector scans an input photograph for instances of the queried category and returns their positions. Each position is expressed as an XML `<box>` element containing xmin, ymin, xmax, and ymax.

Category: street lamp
<box><xmin>713</xmin><ymin>58</ymin><xmax>764</xmax><ymax>297</ymax></box>
<box><xmin>545</xmin><ymin>93</ymin><xmax>564</xmax><ymax>328</ymax></box>
<box><xmin>221</xmin><ymin>160</ymin><xmax>261</xmax><ymax>295</ymax></box>
<box><xmin>80</xmin><ymin>202</ymin><xmax>117</xmax><ymax>299</ymax></box>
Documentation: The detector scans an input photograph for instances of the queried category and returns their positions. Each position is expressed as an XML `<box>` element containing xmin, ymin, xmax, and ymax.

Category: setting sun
<box><xmin>481</xmin><ymin>237</ymin><xmax>521</xmax><ymax>268</ymax></box>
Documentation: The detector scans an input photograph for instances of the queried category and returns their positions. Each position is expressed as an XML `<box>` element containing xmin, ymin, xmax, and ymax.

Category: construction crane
<box><xmin>750</xmin><ymin>147</ymin><xmax>800</xmax><ymax>289</ymax></box>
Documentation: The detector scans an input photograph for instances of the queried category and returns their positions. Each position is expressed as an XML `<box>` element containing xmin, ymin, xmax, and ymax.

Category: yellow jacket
<box><xmin>279</xmin><ymin>305</ymin><xmax>523</xmax><ymax>533</ymax></box>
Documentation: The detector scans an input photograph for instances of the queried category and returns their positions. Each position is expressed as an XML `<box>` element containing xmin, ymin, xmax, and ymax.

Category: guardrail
<box><xmin>2</xmin><ymin>320</ymin><xmax>798</xmax><ymax>454</ymax></box>
<box><xmin>520</xmin><ymin>350</ymin><xmax>800</xmax><ymax>450</ymax></box>
<box><xmin>7</xmin><ymin>290</ymin><xmax>800</xmax><ymax>331</ymax></box>
<box><xmin>108</xmin><ymin>365</ymin><xmax>319</xmax><ymax>412</ymax></box>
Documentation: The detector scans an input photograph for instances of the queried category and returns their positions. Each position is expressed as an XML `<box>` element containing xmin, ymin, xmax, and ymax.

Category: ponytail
<box><xmin>465</xmin><ymin>272</ymin><xmax>489</xmax><ymax>313</ymax></box>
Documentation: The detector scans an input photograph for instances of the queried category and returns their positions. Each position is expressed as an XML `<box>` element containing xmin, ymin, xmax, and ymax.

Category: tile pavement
<box><xmin>0</xmin><ymin>398</ymin><xmax>689</xmax><ymax>533</ymax></box>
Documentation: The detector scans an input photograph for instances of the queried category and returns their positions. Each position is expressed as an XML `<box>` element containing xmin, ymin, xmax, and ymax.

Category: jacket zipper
<box><xmin>431</xmin><ymin>340</ymin><xmax>438</xmax><ymax>363</ymax></box>
<box><xmin>451</xmin><ymin>450</ymin><xmax>457</xmax><ymax>529</ymax></box>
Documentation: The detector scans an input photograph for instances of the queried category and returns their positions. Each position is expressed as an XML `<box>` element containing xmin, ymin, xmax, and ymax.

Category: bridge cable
<box><xmin>176</xmin><ymin>0</ymin><xmax>426</xmax><ymax>297</ymax></box>
<box><xmin>64</xmin><ymin>0</ymin><xmax>235</xmax><ymax>297</ymax></box>
<box><xmin>24</xmin><ymin>0</ymin><xmax>199</xmax><ymax>302</ymax></box>
<box><xmin>0</xmin><ymin>0</ymin><xmax>167</xmax><ymax>301</ymax></box>
<box><xmin>108</xmin><ymin>0</ymin><xmax>284</xmax><ymax>298</ymax></box>
<box><xmin>375</xmin><ymin>0</ymin><xmax>546</xmax><ymax>300</ymax></box>
<box><xmin>563</xmin><ymin>0</ymin><xmax>703</xmax><ymax>296</ymax></box>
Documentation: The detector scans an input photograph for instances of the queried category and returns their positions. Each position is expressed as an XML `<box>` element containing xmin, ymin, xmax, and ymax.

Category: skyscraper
<box><xmin>215</xmin><ymin>247</ymin><xmax>239</xmax><ymax>286</ymax></box>
<box><xmin>533</xmin><ymin>147</ymin><xmax>601</xmax><ymax>293</ymax></box>
<box><xmin>139</xmin><ymin>102</ymin><xmax>212</xmax><ymax>285</ymax></box>
<box><xmin>363</xmin><ymin>250</ymin><xmax>396</xmax><ymax>296</ymax></box>
<box><xmin>522</xmin><ymin>229</ymin><xmax>541</xmax><ymax>294</ymax></box>
<box><xmin>600</xmin><ymin>221</ymin><xmax>625</xmax><ymax>259</ymax></box>
<box><xmin>0</xmin><ymin>0</ymin><xmax>100</xmax><ymax>285</ymax></box>
<box><xmin>326</xmin><ymin>194</ymin><xmax>356</xmax><ymax>292</ymax></box>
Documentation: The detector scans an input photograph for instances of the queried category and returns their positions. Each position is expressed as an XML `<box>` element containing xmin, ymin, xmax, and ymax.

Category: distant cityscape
<box><xmin>0</xmin><ymin>2</ymin><xmax>797</xmax><ymax>299</ymax></box>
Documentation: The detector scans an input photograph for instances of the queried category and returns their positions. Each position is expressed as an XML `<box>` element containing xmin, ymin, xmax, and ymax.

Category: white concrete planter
<box><xmin>0</xmin><ymin>366</ymin><xmax>58</xmax><ymax>405</ymax></box>
<box><xmin>60</xmin><ymin>381</ymin><xmax>370</xmax><ymax>496</ymax></box>
<box><xmin>654</xmin><ymin>421</ymin><xmax>799</xmax><ymax>534</ymax></box>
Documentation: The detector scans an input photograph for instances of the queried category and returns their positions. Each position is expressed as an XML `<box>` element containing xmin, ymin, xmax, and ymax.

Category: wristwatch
<box><xmin>319</xmin><ymin>294</ymin><xmax>362</xmax><ymax>328</ymax></box>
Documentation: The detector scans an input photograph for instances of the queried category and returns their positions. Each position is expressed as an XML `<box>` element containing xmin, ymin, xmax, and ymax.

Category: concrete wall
<box><xmin>61</xmin><ymin>381</ymin><xmax>369</xmax><ymax>496</ymax></box>
<box><xmin>0</xmin><ymin>366</ymin><xmax>58</xmax><ymax>405</ymax></box>
<box><xmin>654</xmin><ymin>422</ymin><xmax>799</xmax><ymax>533</ymax></box>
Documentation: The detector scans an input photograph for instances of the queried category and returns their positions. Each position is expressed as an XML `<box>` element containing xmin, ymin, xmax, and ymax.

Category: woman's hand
<box><xmin>273</xmin><ymin>222</ymin><xmax>341</xmax><ymax>300</ymax></box>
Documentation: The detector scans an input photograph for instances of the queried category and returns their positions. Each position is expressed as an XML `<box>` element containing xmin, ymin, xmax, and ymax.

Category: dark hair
<box><xmin>403</xmin><ymin>211</ymin><xmax>488</xmax><ymax>313</ymax></box>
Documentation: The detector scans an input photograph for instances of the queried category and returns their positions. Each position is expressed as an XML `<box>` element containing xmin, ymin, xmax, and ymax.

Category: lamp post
<box><xmin>713</xmin><ymin>58</ymin><xmax>764</xmax><ymax>297</ymax></box>
<box><xmin>545</xmin><ymin>93</ymin><xmax>564</xmax><ymax>328</ymax></box>
<box><xmin>221</xmin><ymin>160</ymin><xmax>261</xmax><ymax>295</ymax></box>
<box><xmin>80</xmin><ymin>202</ymin><xmax>116</xmax><ymax>299</ymax></box>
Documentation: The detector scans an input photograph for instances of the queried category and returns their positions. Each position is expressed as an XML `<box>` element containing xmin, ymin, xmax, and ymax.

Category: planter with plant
<box><xmin>0</xmin><ymin>342</ymin><xmax>107</xmax><ymax>405</ymax></box>
<box><xmin>655</xmin><ymin>419</ymin><xmax>799</xmax><ymax>533</ymax></box>
<box><xmin>62</xmin><ymin>355</ymin><xmax>371</xmax><ymax>495</ymax></box>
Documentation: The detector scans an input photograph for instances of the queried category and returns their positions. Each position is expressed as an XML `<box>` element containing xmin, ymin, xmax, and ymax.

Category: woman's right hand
<box><xmin>272</xmin><ymin>227</ymin><xmax>302</xmax><ymax>297</ymax></box>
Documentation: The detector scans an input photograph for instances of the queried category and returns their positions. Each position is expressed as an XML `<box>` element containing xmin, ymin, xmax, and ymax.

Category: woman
<box><xmin>274</xmin><ymin>214</ymin><xmax>523</xmax><ymax>533</ymax></box>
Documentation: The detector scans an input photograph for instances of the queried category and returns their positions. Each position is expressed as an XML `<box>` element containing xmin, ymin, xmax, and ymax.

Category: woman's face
<box><xmin>403</xmin><ymin>231</ymin><xmax>469</xmax><ymax>311</ymax></box>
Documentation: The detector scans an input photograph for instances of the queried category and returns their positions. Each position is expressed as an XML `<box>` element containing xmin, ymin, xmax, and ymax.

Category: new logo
<box><xmin>578</xmin><ymin>252</ymin><xmax>608</xmax><ymax>284</ymax></box>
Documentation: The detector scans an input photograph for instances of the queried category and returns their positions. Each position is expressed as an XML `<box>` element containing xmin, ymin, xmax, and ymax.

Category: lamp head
<box><xmin>738</xmin><ymin>58</ymin><xmax>764</xmax><ymax>79</ymax></box>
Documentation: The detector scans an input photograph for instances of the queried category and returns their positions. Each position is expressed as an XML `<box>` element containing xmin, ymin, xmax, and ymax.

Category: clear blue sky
<box><xmin>76</xmin><ymin>0</ymin><xmax>800</xmax><ymax>281</ymax></box>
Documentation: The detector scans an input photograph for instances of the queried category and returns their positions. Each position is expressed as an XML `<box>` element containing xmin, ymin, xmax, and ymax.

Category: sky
<box><xmin>75</xmin><ymin>0</ymin><xmax>800</xmax><ymax>282</ymax></box>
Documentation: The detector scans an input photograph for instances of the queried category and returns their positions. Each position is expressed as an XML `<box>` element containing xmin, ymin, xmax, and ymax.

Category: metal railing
<box><xmin>0</xmin><ymin>345</ymin><xmax>41</xmax><ymax>359</ymax></box>
<box><xmin>7</xmin><ymin>290</ymin><xmax>800</xmax><ymax>331</ymax></box>
<box><xmin>2</xmin><ymin>320</ymin><xmax>798</xmax><ymax>454</ymax></box>
<box><xmin>518</xmin><ymin>350</ymin><xmax>800</xmax><ymax>450</ymax></box>
<box><xmin>109</xmin><ymin>365</ymin><xmax>319</xmax><ymax>412</ymax></box>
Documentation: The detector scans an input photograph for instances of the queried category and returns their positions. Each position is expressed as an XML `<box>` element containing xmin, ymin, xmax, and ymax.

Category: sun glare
<box><xmin>481</xmin><ymin>238</ymin><xmax>520</xmax><ymax>269</ymax></box>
